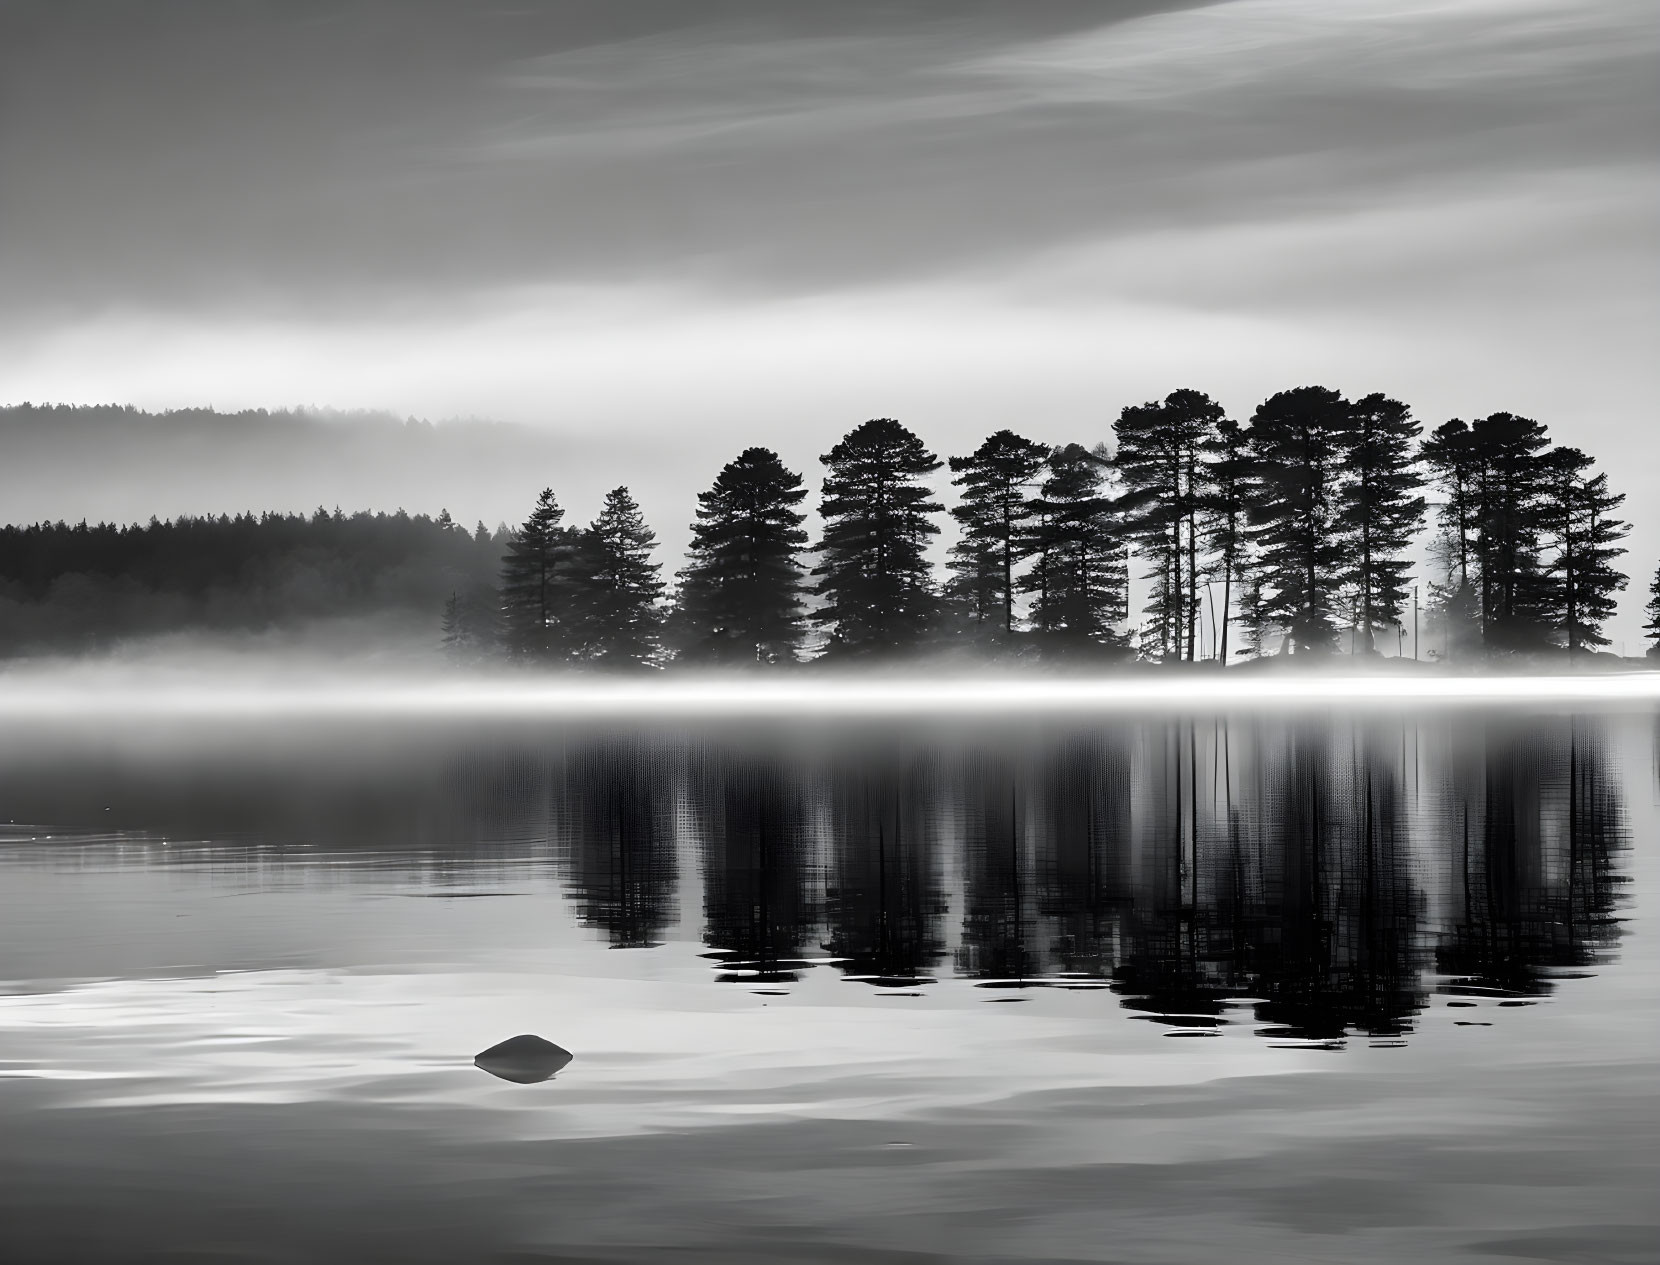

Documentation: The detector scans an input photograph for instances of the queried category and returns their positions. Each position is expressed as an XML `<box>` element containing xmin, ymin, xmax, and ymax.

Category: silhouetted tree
<box><xmin>1540</xmin><ymin>446</ymin><xmax>1628</xmax><ymax>653</ymax></box>
<box><xmin>1114</xmin><ymin>390</ymin><xmax>1224</xmax><ymax>661</ymax></box>
<box><xmin>812</xmin><ymin>418</ymin><xmax>943</xmax><ymax>657</ymax></box>
<box><xmin>1340</xmin><ymin>394</ymin><xmax>1425</xmax><ymax>653</ymax></box>
<box><xmin>1201</xmin><ymin>417</ymin><xmax>1251</xmax><ymax>663</ymax></box>
<box><xmin>1646</xmin><ymin>563</ymin><xmax>1660</xmax><ymax>658</ymax></box>
<box><xmin>944</xmin><ymin>532</ymin><xmax>1000</xmax><ymax>644</ymax></box>
<box><xmin>500</xmin><ymin>489</ymin><xmax>580</xmax><ymax>661</ymax></box>
<box><xmin>947</xmin><ymin>430</ymin><xmax>1049</xmax><ymax>645</ymax></box>
<box><xmin>1023</xmin><ymin>443</ymin><xmax>1127</xmax><ymax>654</ymax></box>
<box><xmin>1420</xmin><ymin>418</ymin><xmax>1482</xmax><ymax>661</ymax></box>
<box><xmin>1468</xmin><ymin>413</ymin><xmax>1554</xmax><ymax>652</ymax></box>
<box><xmin>1421</xmin><ymin>420</ymin><xmax>1477</xmax><ymax>589</ymax></box>
<box><xmin>674</xmin><ymin>448</ymin><xmax>808</xmax><ymax>665</ymax></box>
<box><xmin>574</xmin><ymin>487</ymin><xmax>663</xmax><ymax>668</ymax></box>
<box><xmin>1246</xmin><ymin>386</ymin><xmax>1352</xmax><ymax>654</ymax></box>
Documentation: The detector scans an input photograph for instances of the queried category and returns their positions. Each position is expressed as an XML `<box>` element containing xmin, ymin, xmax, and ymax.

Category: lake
<box><xmin>1</xmin><ymin>702</ymin><xmax>1655</xmax><ymax>1263</ymax></box>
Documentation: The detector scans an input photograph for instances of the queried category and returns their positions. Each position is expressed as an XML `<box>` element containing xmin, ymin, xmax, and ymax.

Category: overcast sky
<box><xmin>2</xmin><ymin>0</ymin><xmax>1657</xmax><ymax>644</ymax></box>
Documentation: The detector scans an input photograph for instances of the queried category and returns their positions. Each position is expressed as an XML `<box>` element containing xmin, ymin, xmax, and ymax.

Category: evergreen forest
<box><xmin>4</xmin><ymin>387</ymin><xmax>1657</xmax><ymax>667</ymax></box>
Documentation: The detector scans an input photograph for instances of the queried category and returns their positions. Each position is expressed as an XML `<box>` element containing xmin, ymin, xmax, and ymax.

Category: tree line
<box><xmin>2</xmin><ymin>386</ymin><xmax>1655</xmax><ymax>664</ymax></box>
<box><xmin>482</xmin><ymin>387</ymin><xmax>1652</xmax><ymax>667</ymax></box>
<box><xmin>0</xmin><ymin>508</ymin><xmax>500</xmax><ymax>655</ymax></box>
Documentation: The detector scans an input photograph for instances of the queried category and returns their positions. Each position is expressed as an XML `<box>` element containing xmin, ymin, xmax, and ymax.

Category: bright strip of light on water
<box><xmin>1</xmin><ymin>672</ymin><xmax>1658</xmax><ymax>717</ymax></box>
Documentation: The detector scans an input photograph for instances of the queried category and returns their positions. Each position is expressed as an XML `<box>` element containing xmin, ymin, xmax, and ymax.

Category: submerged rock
<box><xmin>473</xmin><ymin>1034</ymin><xmax>573</xmax><ymax>1084</ymax></box>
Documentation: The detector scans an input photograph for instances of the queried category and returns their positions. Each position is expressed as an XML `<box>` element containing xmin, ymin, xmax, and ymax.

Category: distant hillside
<box><xmin>0</xmin><ymin>403</ymin><xmax>666</xmax><ymax>536</ymax></box>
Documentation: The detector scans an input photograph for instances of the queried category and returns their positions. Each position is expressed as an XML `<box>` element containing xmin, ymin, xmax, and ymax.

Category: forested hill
<box><xmin>0</xmin><ymin>403</ymin><xmax>642</xmax><ymax>534</ymax></box>
<box><xmin>0</xmin><ymin>510</ymin><xmax>501</xmax><ymax>657</ymax></box>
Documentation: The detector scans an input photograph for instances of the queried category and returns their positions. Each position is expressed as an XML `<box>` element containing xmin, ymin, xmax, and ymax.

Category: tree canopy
<box><xmin>675</xmin><ymin>447</ymin><xmax>809</xmax><ymax>666</ymax></box>
<box><xmin>812</xmin><ymin>418</ymin><xmax>944</xmax><ymax>658</ymax></box>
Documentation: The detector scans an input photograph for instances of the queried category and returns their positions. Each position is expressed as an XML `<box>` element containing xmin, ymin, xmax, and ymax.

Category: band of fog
<box><xmin>1</xmin><ymin>673</ymin><xmax>1658</xmax><ymax>718</ymax></box>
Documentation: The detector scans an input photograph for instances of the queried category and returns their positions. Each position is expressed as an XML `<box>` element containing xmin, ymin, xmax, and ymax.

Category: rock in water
<box><xmin>473</xmin><ymin>1034</ymin><xmax>573</xmax><ymax>1084</ymax></box>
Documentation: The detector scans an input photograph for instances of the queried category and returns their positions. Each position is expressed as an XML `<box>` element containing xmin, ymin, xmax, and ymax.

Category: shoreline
<box><xmin>2</xmin><ymin>670</ymin><xmax>1659</xmax><ymax>718</ymax></box>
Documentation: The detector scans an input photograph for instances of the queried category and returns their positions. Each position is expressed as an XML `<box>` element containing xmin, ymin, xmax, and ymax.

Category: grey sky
<box><xmin>2</xmin><ymin>0</ymin><xmax>1657</xmax><ymax>644</ymax></box>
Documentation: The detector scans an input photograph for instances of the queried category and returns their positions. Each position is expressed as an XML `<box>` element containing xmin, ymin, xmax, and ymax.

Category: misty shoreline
<box><xmin>3</xmin><ymin>662</ymin><xmax>1658</xmax><ymax>720</ymax></box>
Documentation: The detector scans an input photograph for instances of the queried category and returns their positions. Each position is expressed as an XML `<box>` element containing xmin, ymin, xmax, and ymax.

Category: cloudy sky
<box><xmin>2</xmin><ymin>0</ymin><xmax>1657</xmax><ymax>640</ymax></box>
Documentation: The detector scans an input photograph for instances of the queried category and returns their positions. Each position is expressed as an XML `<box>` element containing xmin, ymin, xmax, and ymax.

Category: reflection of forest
<box><xmin>0</xmin><ymin>713</ymin><xmax>1629</xmax><ymax>1044</ymax></box>
<box><xmin>669</xmin><ymin>715</ymin><xmax>1628</xmax><ymax>1041</ymax></box>
<box><xmin>692</xmin><ymin>755</ymin><xmax>820</xmax><ymax>984</ymax></box>
<box><xmin>559</xmin><ymin>740</ymin><xmax>678</xmax><ymax>949</ymax></box>
<box><xmin>1435</xmin><ymin>719</ymin><xmax>1627</xmax><ymax>1000</ymax></box>
<box><xmin>819</xmin><ymin>749</ymin><xmax>948</xmax><ymax>987</ymax></box>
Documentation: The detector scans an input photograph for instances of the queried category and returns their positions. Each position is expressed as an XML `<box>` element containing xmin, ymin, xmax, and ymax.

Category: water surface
<box><xmin>1</xmin><ymin>707</ymin><xmax>1654</xmax><ymax>1263</ymax></box>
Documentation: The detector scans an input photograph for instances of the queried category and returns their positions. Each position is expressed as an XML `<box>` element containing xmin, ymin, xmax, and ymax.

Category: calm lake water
<box><xmin>1</xmin><ymin>705</ymin><xmax>1655</xmax><ymax>1263</ymax></box>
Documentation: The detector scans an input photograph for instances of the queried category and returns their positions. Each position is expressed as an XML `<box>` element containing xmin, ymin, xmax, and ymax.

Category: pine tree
<box><xmin>1644</xmin><ymin>563</ymin><xmax>1660</xmax><ymax>658</ymax></box>
<box><xmin>1023</xmin><ymin>442</ymin><xmax>1127</xmax><ymax>655</ymax></box>
<box><xmin>947</xmin><ymin>430</ymin><xmax>1050</xmax><ymax>645</ymax></box>
<box><xmin>1419</xmin><ymin>418</ymin><xmax>1481</xmax><ymax>661</ymax></box>
<box><xmin>574</xmin><ymin>487</ymin><xmax>664</xmax><ymax>669</ymax></box>
<box><xmin>813</xmin><ymin>418</ymin><xmax>944</xmax><ymax>657</ymax></box>
<box><xmin>1540</xmin><ymin>446</ymin><xmax>1628</xmax><ymax>654</ymax></box>
<box><xmin>1114</xmin><ymin>390</ymin><xmax>1222</xmax><ymax>661</ymax></box>
<box><xmin>1200</xmin><ymin>417</ymin><xmax>1251</xmax><ymax>664</ymax></box>
<box><xmin>1420</xmin><ymin>420</ymin><xmax>1479</xmax><ymax>591</ymax></box>
<box><xmin>1468</xmin><ymin>412</ymin><xmax>1554</xmax><ymax>652</ymax></box>
<box><xmin>499</xmin><ymin>488</ymin><xmax>579</xmax><ymax>661</ymax></box>
<box><xmin>675</xmin><ymin>447</ymin><xmax>809</xmax><ymax>665</ymax></box>
<box><xmin>1245</xmin><ymin>386</ymin><xmax>1351</xmax><ymax>654</ymax></box>
<box><xmin>1339</xmin><ymin>393</ymin><xmax>1425</xmax><ymax>653</ymax></box>
<box><xmin>943</xmin><ymin>532</ymin><xmax>1001</xmax><ymax>642</ymax></box>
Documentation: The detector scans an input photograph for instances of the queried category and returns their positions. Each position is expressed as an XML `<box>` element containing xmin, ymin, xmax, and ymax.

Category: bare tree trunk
<box><xmin>1002</xmin><ymin>504</ymin><xmax>1014</xmax><ymax>639</ymax></box>
<box><xmin>1186</xmin><ymin>513</ymin><xmax>1199</xmax><ymax>662</ymax></box>
<box><xmin>1168</xmin><ymin>522</ymin><xmax>1182</xmax><ymax>661</ymax></box>
<box><xmin>1219</xmin><ymin>550</ymin><xmax>1233</xmax><ymax>666</ymax></box>
<box><xmin>1361</xmin><ymin>518</ymin><xmax>1375</xmax><ymax>654</ymax></box>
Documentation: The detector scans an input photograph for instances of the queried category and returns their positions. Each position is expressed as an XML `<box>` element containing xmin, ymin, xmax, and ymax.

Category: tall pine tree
<box><xmin>1419</xmin><ymin>418</ymin><xmax>1482</xmax><ymax>660</ymax></box>
<box><xmin>1644</xmin><ymin>562</ymin><xmax>1660</xmax><ymax>658</ymax></box>
<box><xmin>674</xmin><ymin>447</ymin><xmax>809</xmax><ymax>665</ymax></box>
<box><xmin>1201</xmin><ymin>417</ymin><xmax>1251</xmax><ymax>663</ymax></box>
<box><xmin>947</xmin><ymin>430</ymin><xmax>1049</xmax><ymax>645</ymax></box>
<box><xmin>813</xmin><ymin>418</ymin><xmax>944</xmax><ymax>657</ymax></box>
<box><xmin>574</xmin><ymin>487</ymin><xmax>664</xmax><ymax>669</ymax></box>
<box><xmin>499</xmin><ymin>488</ymin><xmax>579</xmax><ymax>661</ymax></box>
<box><xmin>1245</xmin><ymin>386</ymin><xmax>1351</xmax><ymax>654</ymax></box>
<box><xmin>1468</xmin><ymin>412</ymin><xmax>1554</xmax><ymax>652</ymax></box>
<box><xmin>1113</xmin><ymin>390</ymin><xmax>1222</xmax><ymax>661</ymax></box>
<box><xmin>1539</xmin><ymin>446</ymin><xmax>1628</xmax><ymax>654</ymax></box>
<box><xmin>1339</xmin><ymin>393</ymin><xmax>1425</xmax><ymax>653</ymax></box>
<box><xmin>1023</xmin><ymin>442</ymin><xmax>1127</xmax><ymax>655</ymax></box>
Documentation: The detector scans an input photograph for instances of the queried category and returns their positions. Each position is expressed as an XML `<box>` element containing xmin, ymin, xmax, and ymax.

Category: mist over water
<box><xmin>0</xmin><ymin>706</ymin><xmax>1653</xmax><ymax>1261</ymax></box>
